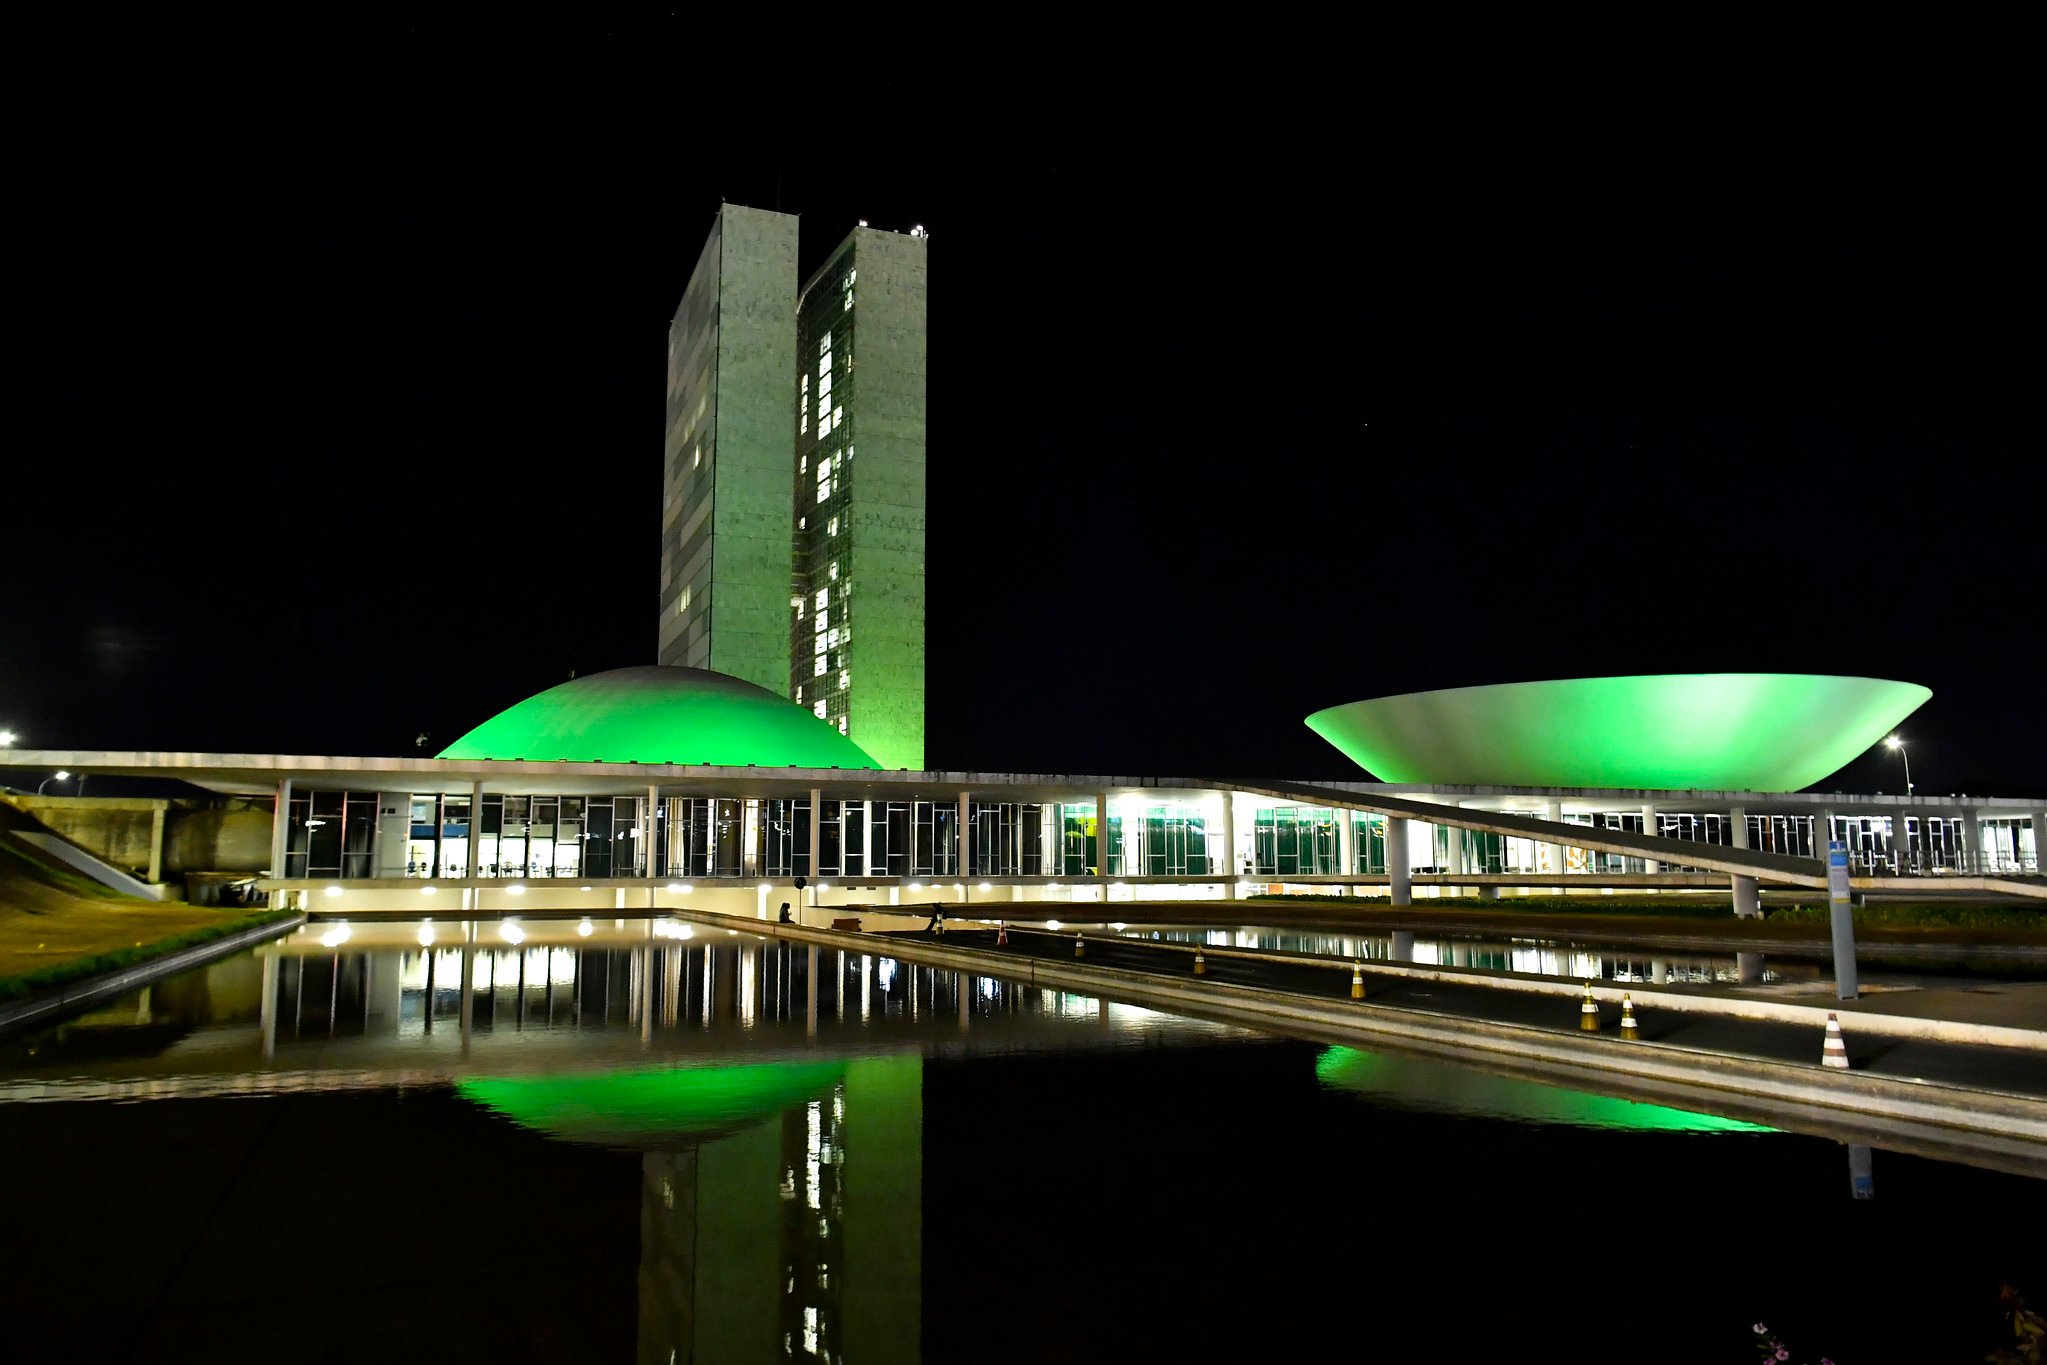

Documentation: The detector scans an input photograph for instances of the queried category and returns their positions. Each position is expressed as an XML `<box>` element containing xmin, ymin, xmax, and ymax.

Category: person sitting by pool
<box><xmin>778</xmin><ymin>901</ymin><xmax>793</xmax><ymax>924</ymax></box>
<box><xmin>925</xmin><ymin>909</ymin><xmax>944</xmax><ymax>935</ymax></box>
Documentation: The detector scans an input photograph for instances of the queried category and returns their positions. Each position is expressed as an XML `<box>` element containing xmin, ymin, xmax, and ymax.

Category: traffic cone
<box><xmin>1821</xmin><ymin>1013</ymin><xmax>1850</xmax><ymax>1069</ymax></box>
<box><xmin>1075</xmin><ymin>931</ymin><xmax>1085</xmax><ymax>958</ymax></box>
<box><xmin>1193</xmin><ymin>948</ymin><xmax>1206</xmax><ymax>975</ymax></box>
<box><xmin>1350</xmin><ymin>962</ymin><xmax>1365</xmax><ymax>1000</ymax></box>
<box><xmin>995</xmin><ymin>921</ymin><xmax>1008</xmax><ymax>947</ymax></box>
<box><xmin>1578</xmin><ymin>982</ymin><xmax>1600</xmax><ymax>1032</ymax></box>
<box><xmin>1620</xmin><ymin>993</ymin><xmax>1639</xmax><ymax>1041</ymax></box>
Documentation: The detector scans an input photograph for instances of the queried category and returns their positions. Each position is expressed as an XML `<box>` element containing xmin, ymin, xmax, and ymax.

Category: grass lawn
<box><xmin>0</xmin><ymin>826</ymin><xmax>290</xmax><ymax>1003</ymax></box>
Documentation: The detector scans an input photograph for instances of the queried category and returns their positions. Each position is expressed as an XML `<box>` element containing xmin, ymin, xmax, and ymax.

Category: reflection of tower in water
<box><xmin>637</xmin><ymin>1056</ymin><xmax>920</xmax><ymax>1365</ymax></box>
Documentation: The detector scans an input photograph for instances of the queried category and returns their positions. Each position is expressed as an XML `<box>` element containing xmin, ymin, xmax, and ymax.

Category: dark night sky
<box><xmin>3</xmin><ymin>72</ymin><xmax>2042</xmax><ymax>796</ymax></box>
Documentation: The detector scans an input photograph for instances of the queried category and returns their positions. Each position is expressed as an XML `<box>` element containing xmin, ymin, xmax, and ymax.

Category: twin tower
<box><xmin>659</xmin><ymin>205</ymin><xmax>928</xmax><ymax>770</ymax></box>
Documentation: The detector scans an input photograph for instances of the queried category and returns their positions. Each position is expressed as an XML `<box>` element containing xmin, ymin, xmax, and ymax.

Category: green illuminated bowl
<box><xmin>1304</xmin><ymin>673</ymin><xmax>1929</xmax><ymax>792</ymax></box>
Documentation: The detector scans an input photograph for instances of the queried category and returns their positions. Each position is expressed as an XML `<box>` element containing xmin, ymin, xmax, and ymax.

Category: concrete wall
<box><xmin>4</xmin><ymin>795</ymin><xmax>272</xmax><ymax>881</ymax></box>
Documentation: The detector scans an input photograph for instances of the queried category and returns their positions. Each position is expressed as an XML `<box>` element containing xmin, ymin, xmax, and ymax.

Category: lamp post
<box><xmin>1884</xmin><ymin>735</ymin><xmax>1913</xmax><ymax>796</ymax></box>
<box><xmin>36</xmin><ymin>770</ymin><xmax>71</xmax><ymax>795</ymax></box>
<box><xmin>0</xmin><ymin>730</ymin><xmax>17</xmax><ymax>747</ymax></box>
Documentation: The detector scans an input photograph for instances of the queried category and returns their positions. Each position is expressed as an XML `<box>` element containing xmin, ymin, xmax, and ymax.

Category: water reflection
<box><xmin>1138</xmin><ymin>925</ymin><xmax>1790</xmax><ymax>985</ymax></box>
<box><xmin>1315</xmin><ymin>1046</ymin><xmax>1776</xmax><ymax>1133</ymax></box>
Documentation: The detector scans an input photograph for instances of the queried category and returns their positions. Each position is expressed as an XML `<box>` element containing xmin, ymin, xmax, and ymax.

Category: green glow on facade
<box><xmin>1304</xmin><ymin>673</ymin><xmax>1929</xmax><ymax>791</ymax></box>
<box><xmin>439</xmin><ymin>665</ymin><xmax>880</xmax><ymax>768</ymax></box>
<box><xmin>1314</xmin><ymin>1047</ymin><xmax>1774</xmax><ymax>1133</ymax></box>
<box><xmin>459</xmin><ymin>1059</ymin><xmax>848</xmax><ymax>1146</ymax></box>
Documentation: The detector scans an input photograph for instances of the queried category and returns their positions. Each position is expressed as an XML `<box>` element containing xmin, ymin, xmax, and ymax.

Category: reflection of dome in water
<box><xmin>1305</xmin><ymin>673</ymin><xmax>1930</xmax><ymax>791</ymax></box>
<box><xmin>1313</xmin><ymin>1047</ymin><xmax>1772</xmax><ymax>1133</ymax></box>
<box><xmin>459</xmin><ymin>1060</ymin><xmax>848</xmax><ymax>1149</ymax></box>
<box><xmin>439</xmin><ymin>665</ymin><xmax>880</xmax><ymax>769</ymax></box>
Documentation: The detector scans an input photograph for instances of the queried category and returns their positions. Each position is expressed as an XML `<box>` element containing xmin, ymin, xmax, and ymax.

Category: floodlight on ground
<box><xmin>577</xmin><ymin>919</ymin><xmax>594</xmax><ymax>938</ymax></box>
<box><xmin>417</xmin><ymin>924</ymin><xmax>435</xmax><ymax>946</ymax></box>
<box><xmin>500</xmin><ymin>922</ymin><xmax>525</xmax><ymax>944</ymax></box>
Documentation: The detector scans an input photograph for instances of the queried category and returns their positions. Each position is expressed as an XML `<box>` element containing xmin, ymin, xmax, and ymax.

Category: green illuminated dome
<box><xmin>1304</xmin><ymin>673</ymin><xmax>1929</xmax><ymax>792</ymax></box>
<box><xmin>460</xmin><ymin>1060</ymin><xmax>848</xmax><ymax>1148</ymax></box>
<box><xmin>440</xmin><ymin>665</ymin><xmax>880</xmax><ymax>768</ymax></box>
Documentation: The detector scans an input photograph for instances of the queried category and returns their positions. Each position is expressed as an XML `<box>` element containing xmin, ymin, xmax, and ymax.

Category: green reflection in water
<box><xmin>460</xmin><ymin>1060</ymin><xmax>848</xmax><ymax>1147</ymax></box>
<box><xmin>1315</xmin><ymin>1047</ymin><xmax>1775</xmax><ymax>1133</ymax></box>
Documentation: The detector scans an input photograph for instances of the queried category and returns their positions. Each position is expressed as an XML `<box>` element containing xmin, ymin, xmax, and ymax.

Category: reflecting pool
<box><xmin>0</xmin><ymin>923</ymin><xmax>2040</xmax><ymax>1363</ymax></box>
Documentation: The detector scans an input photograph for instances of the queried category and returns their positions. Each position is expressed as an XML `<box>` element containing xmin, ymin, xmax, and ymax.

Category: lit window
<box><xmin>678</xmin><ymin>585</ymin><xmax>690</xmax><ymax>614</ymax></box>
<box><xmin>800</xmin><ymin>410</ymin><xmax>807</xmax><ymax>434</ymax></box>
<box><xmin>848</xmin><ymin>270</ymin><xmax>856</xmax><ymax>285</ymax></box>
<box><xmin>814</xmin><ymin>657</ymin><xmax>827</xmax><ymax>678</ymax></box>
<box><xmin>817</xmin><ymin>476</ymin><xmax>831</xmax><ymax>500</ymax></box>
<box><xmin>827</xmin><ymin>516</ymin><xmax>839</xmax><ymax>537</ymax></box>
<box><xmin>844</xmin><ymin>445</ymin><xmax>853</xmax><ymax>461</ymax></box>
<box><xmin>837</xmin><ymin>718</ymin><xmax>848</xmax><ymax>735</ymax></box>
<box><xmin>832</xmin><ymin>406</ymin><xmax>842</xmax><ymax>428</ymax></box>
<box><xmin>839</xmin><ymin>670</ymin><xmax>849</xmax><ymax>690</ymax></box>
<box><xmin>795</xmin><ymin>686</ymin><xmax>803</xmax><ymax>703</ymax></box>
<box><xmin>828</xmin><ymin>562</ymin><xmax>839</xmax><ymax>581</ymax></box>
<box><xmin>798</xmin><ymin>516</ymin><xmax>806</xmax><ymax>530</ymax></box>
<box><xmin>819</xmin><ymin>372</ymin><xmax>832</xmax><ymax>400</ymax></box>
<box><xmin>817</xmin><ymin>608</ymin><xmax>829</xmax><ymax>631</ymax></box>
<box><xmin>692</xmin><ymin>444</ymin><xmax>700</xmax><ymax>470</ymax></box>
<box><xmin>799</xmin><ymin>456</ymin><xmax>807</xmax><ymax>476</ymax></box>
<box><xmin>801</xmin><ymin>373</ymin><xmax>808</xmax><ymax>398</ymax></box>
<box><xmin>843</xmin><ymin>290</ymin><xmax>853</xmax><ymax>311</ymax></box>
<box><xmin>815</xmin><ymin>589</ymin><xmax>828</xmax><ymax>610</ymax></box>
<box><xmin>827</xmin><ymin>627</ymin><xmax>840</xmax><ymax>647</ymax></box>
<box><xmin>814</xmin><ymin>700</ymin><xmax>827</xmax><ymax>718</ymax></box>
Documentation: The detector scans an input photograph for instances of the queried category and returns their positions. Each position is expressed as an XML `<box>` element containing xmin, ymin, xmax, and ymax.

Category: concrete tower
<box><xmin>789</xmin><ymin>226</ymin><xmax>927</xmax><ymax>770</ymax></box>
<box><xmin>660</xmin><ymin>204</ymin><xmax>800</xmax><ymax>692</ymax></box>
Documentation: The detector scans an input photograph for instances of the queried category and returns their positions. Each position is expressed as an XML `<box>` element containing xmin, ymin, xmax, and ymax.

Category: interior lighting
<box><xmin>577</xmin><ymin>919</ymin><xmax>594</xmax><ymax>938</ymax></box>
<box><xmin>1111</xmin><ymin>922</ymin><xmax>1127</xmax><ymax>931</ymax></box>
<box><xmin>420</xmin><ymin>885</ymin><xmax>436</xmax><ymax>896</ymax></box>
<box><xmin>506</xmin><ymin>884</ymin><xmax>526</xmax><ymax>896</ymax></box>
<box><xmin>908</xmin><ymin>882</ymin><xmax>922</xmax><ymax>892</ymax></box>
<box><xmin>500</xmin><ymin>922</ymin><xmax>526</xmax><ymax>944</ymax></box>
<box><xmin>323</xmin><ymin>885</ymin><xmax>342</xmax><ymax>897</ymax></box>
<box><xmin>978</xmin><ymin>882</ymin><xmax>993</xmax><ymax>892</ymax></box>
<box><xmin>417</xmin><ymin>924</ymin><xmax>435</xmax><ymax>946</ymax></box>
<box><xmin>759</xmin><ymin>881</ymin><xmax>774</xmax><ymax>892</ymax></box>
<box><xmin>667</xmin><ymin>882</ymin><xmax>687</xmax><ymax>894</ymax></box>
<box><xmin>320</xmin><ymin>925</ymin><xmax>351</xmax><ymax>948</ymax></box>
<box><xmin>1046</xmin><ymin>919</ymin><xmax>1063</xmax><ymax>931</ymax></box>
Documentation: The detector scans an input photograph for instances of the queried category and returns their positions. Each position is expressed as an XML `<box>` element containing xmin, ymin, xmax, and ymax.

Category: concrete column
<box><xmin>1095</xmin><ymin>792</ymin><xmax>1110</xmax><ymax>892</ymax></box>
<box><xmin>147</xmin><ymin>803</ymin><xmax>166</xmax><ymax>885</ymax></box>
<box><xmin>1962</xmin><ymin>807</ymin><xmax>1983</xmax><ymax>876</ymax></box>
<box><xmin>468</xmin><ymin>778</ymin><xmax>483</xmax><ymax>879</ymax></box>
<box><xmin>1891</xmin><ymin>809</ymin><xmax>1912</xmax><ymax>874</ymax></box>
<box><xmin>1385</xmin><ymin>817</ymin><xmax>1411</xmax><ymax>907</ymax></box>
<box><xmin>1543</xmin><ymin>797</ymin><xmax>1565</xmax><ymax>880</ymax></box>
<box><xmin>809</xmin><ymin>787</ymin><xmax>824</xmax><ymax>913</ymax></box>
<box><xmin>957</xmin><ymin>790</ymin><xmax>970</xmax><ymax>880</ymax></box>
<box><xmin>1336</xmin><ymin>807</ymin><xmax>1355</xmax><ymax>885</ymax></box>
<box><xmin>1732</xmin><ymin>876</ymin><xmax>1761</xmax><ymax>919</ymax></box>
<box><xmin>1442</xmin><ymin>817</ymin><xmax>1464</xmax><ymax>878</ymax></box>
<box><xmin>2031</xmin><ymin>811</ymin><xmax>2047</xmax><ymax>874</ymax></box>
<box><xmin>1220</xmin><ymin>792</ymin><xmax>1237</xmax><ymax>900</ymax></box>
<box><xmin>1640</xmin><ymin>805</ymin><xmax>1659</xmax><ymax>875</ymax></box>
<box><xmin>1737</xmin><ymin>952</ymin><xmax>1764</xmax><ymax>984</ymax></box>
<box><xmin>1730</xmin><ymin>806</ymin><xmax>1749</xmax><ymax>850</ymax></box>
<box><xmin>1813</xmin><ymin>809</ymin><xmax>1835</xmax><ymax>862</ymax></box>
<box><xmin>645</xmin><ymin>784</ymin><xmax>660</xmax><ymax>897</ymax></box>
<box><xmin>268</xmin><ymin>778</ymin><xmax>293</xmax><ymax>910</ymax></box>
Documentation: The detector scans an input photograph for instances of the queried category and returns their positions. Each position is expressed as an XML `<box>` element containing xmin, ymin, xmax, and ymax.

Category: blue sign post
<box><xmin>1827</xmin><ymin>839</ymin><xmax>1858</xmax><ymax>1000</ymax></box>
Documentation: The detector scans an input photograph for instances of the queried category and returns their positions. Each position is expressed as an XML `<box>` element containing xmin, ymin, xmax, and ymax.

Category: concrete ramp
<box><xmin>10</xmin><ymin>832</ymin><xmax>170</xmax><ymax>901</ymax></box>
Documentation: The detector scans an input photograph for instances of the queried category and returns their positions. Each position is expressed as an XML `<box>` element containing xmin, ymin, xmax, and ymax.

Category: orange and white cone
<box><xmin>1074</xmin><ymin>931</ymin><xmax>1085</xmax><ymax>959</ymax></box>
<box><xmin>1193</xmin><ymin>948</ymin><xmax>1206</xmax><ymax>975</ymax></box>
<box><xmin>1350</xmin><ymin>962</ymin><xmax>1366</xmax><ymax>1000</ymax></box>
<box><xmin>1822</xmin><ymin>1012</ymin><xmax>1851</xmax><ymax>1069</ymax></box>
<box><xmin>1620</xmin><ymin>993</ymin><xmax>1639</xmax><ymax>1041</ymax></box>
<box><xmin>1579</xmin><ymin>982</ymin><xmax>1600</xmax><ymax>1032</ymax></box>
<box><xmin>995</xmin><ymin>921</ymin><xmax>1008</xmax><ymax>947</ymax></box>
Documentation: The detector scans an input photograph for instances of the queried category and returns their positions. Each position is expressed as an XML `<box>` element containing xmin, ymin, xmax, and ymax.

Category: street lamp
<box><xmin>0</xmin><ymin>730</ymin><xmax>17</xmax><ymax>747</ymax></box>
<box><xmin>36</xmin><ymin>770</ymin><xmax>70</xmax><ymax>795</ymax></box>
<box><xmin>1884</xmin><ymin>735</ymin><xmax>1913</xmax><ymax>796</ymax></box>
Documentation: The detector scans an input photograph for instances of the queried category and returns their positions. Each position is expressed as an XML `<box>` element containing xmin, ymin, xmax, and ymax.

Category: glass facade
<box><xmin>791</xmin><ymin>248</ymin><xmax>857</xmax><ymax>739</ymax></box>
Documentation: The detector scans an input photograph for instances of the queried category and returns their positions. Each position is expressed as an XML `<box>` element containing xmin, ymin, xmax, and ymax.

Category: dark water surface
<box><xmin>0</xmin><ymin>928</ymin><xmax>2039</xmax><ymax>1363</ymax></box>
